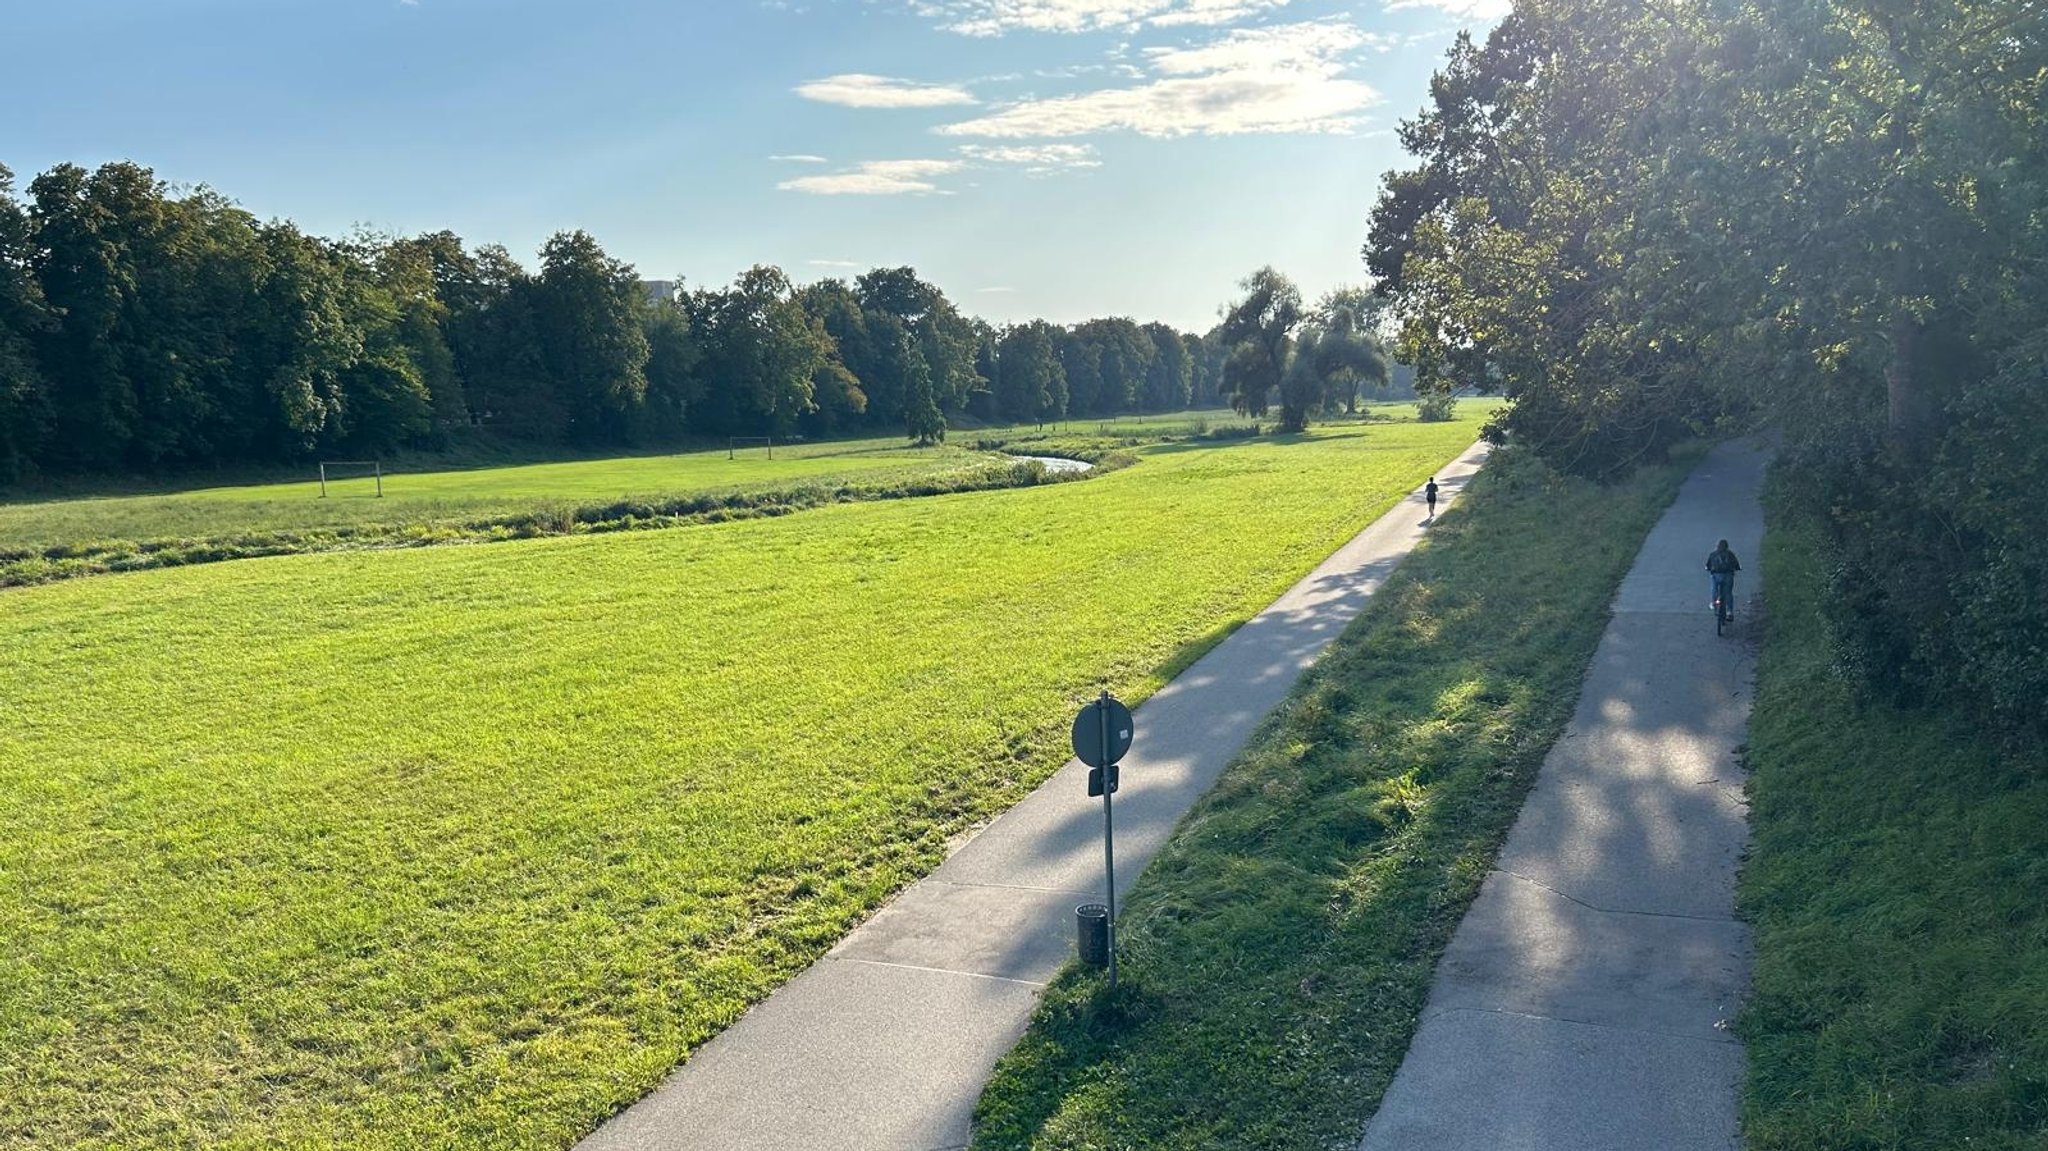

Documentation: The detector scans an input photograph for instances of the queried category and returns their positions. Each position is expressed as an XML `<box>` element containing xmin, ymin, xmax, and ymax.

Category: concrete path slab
<box><xmin>1362</xmin><ymin>1010</ymin><xmax>1747</xmax><ymax>1151</ymax></box>
<box><xmin>1359</xmin><ymin>439</ymin><xmax>1769</xmax><ymax>1151</ymax></box>
<box><xmin>578</xmin><ymin>439</ymin><xmax>1492</xmax><ymax>1151</ymax></box>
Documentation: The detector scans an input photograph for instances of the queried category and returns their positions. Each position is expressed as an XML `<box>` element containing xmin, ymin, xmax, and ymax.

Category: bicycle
<box><xmin>1712</xmin><ymin>573</ymin><xmax>1734</xmax><ymax>635</ymax></box>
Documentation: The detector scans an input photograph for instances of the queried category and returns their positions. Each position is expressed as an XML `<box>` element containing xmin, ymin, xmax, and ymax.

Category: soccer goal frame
<box><xmin>727</xmin><ymin>436</ymin><xmax>774</xmax><ymax>460</ymax></box>
<box><xmin>318</xmin><ymin>460</ymin><xmax>384</xmax><ymax>498</ymax></box>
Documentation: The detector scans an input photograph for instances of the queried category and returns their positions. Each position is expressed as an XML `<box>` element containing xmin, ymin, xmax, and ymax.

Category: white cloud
<box><xmin>978</xmin><ymin>286</ymin><xmax>1019</xmax><ymax>293</ymax></box>
<box><xmin>809</xmin><ymin>259</ymin><xmax>864</xmax><ymax>267</ymax></box>
<box><xmin>907</xmin><ymin>0</ymin><xmax>1301</xmax><ymax>35</ymax></box>
<box><xmin>770</xmin><ymin>154</ymin><xmax>831</xmax><ymax>163</ymax></box>
<box><xmin>779</xmin><ymin>159</ymin><xmax>966</xmax><ymax>195</ymax></box>
<box><xmin>937</xmin><ymin>19</ymin><xmax>1379</xmax><ymax>138</ymax></box>
<box><xmin>1382</xmin><ymin>0</ymin><xmax>1511</xmax><ymax>20</ymax></box>
<box><xmin>795</xmin><ymin>74</ymin><xmax>977</xmax><ymax>108</ymax></box>
<box><xmin>958</xmin><ymin>142</ymin><xmax>1103</xmax><ymax>173</ymax></box>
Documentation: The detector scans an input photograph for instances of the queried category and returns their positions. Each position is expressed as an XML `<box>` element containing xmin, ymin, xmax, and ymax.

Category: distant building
<box><xmin>642</xmin><ymin>280</ymin><xmax>677</xmax><ymax>305</ymax></box>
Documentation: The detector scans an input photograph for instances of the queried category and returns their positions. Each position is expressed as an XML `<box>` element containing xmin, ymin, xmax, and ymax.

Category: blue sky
<box><xmin>3</xmin><ymin>0</ymin><xmax>1503</xmax><ymax>331</ymax></box>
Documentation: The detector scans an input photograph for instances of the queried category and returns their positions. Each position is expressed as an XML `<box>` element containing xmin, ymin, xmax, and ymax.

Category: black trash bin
<box><xmin>1075</xmin><ymin>903</ymin><xmax>1110</xmax><ymax>967</ymax></box>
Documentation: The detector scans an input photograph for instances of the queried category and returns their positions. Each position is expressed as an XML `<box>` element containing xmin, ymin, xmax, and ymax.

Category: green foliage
<box><xmin>686</xmin><ymin>266</ymin><xmax>835</xmax><ymax>436</ymax></box>
<box><xmin>0</xmin><ymin>414</ymin><xmax>1482</xmax><ymax>1148</ymax></box>
<box><xmin>971</xmin><ymin>445</ymin><xmax>1692</xmax><ymax>1148</ymax></box>
<box><xmin>0</xmin><ymin>164</ymin><xmax>51</xmax><ymax>480</ymax></box>
<box><xmin>1140</xmin><ymin>321</ymin><xmax>1193</xmax><ymax>411</ymax></box>
<box><xmin>1218</xmin><ymin>266</ymin><xmax>1301</xmax><ymax>424</ymax></box>
<box><xmin>1415</xmin><ymin>392</ymin><xmax>1458</xmax><ymax>423</ymax></box>
<box><xmin>1367</xmin><ymin>0</ymin><xmax>2048</xmax><ymax>734</ymax></box>
<box><xmin>0</xmin><ymin>159</ymin><xmax>1234</xmax><ymax>482</ymax></box>
<box><xmin>1739</xmin><ymin>489</ymin><xmax>2048</xmax><ymax>1148</ymax></box>
<box><xmin>995</xmin><ymin>321</ymin><xmax>1068</xmax><ymax>424</ymax></box>
<box><xmin>532</xmin><ymin>230</ymin><xmax>650</xmax><ymax>443</ymax></box>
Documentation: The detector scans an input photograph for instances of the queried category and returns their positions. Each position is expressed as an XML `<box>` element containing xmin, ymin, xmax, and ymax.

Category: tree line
<box><xmin>1367</xmin><ymin>0</ymin><xmax>2046</xmax><ymax>740</ymax></box>
<box><xmin>0</xmin><ymin>160</ymin><xmax>1409</xmax><ymax>481</ymax></box>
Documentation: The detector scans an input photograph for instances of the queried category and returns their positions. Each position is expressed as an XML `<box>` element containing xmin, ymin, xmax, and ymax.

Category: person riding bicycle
<box><xmin>1705</xmin><ymin>540</ymin><xmax>1741</xmax><ymax>618</ymax></box>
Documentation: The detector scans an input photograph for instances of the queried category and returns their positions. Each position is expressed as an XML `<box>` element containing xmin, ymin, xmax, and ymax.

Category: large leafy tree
<box><xmin>530</xmin><ymin>230</ymin><xmax>649</xmax><ymax>443</ymax></box>
<box><xmin>1218</xmin><ymin>267</ymin><xmax>1303</xmax><ymax>426</ymax></box>
<box><xmin>371</xmin><ymin>232</ymin><xmax>469</xmax><ymax>434</ymax></box>
<box><xmin>688</xmin><ymin>265</ymin><xmax>841</xmax><ymax>436</ymax></box>
<box><xmin>1367</xmin><ymin>0</ymin><xmax>2048</xmax><ymax>735</ymax></box>
<box><xmin>29</xmin><ymin>162</ymin><xmax>156</xmax><ymax>468</ymax></box>
<box><xmin>851</xmin><ymin>266</ymin><xmax>983</xmax><ymax>434</ymax></box>
<box><xmin>1294</xmin><ymin>304</ymin><xmax>1390</xmax><ymax>417</ymax></box>
<box><xmin>0</xmin><ymin>165</ymin><xmax>52</xmax><ymax>477</ymax></box>
<box><xmin>1072</xmin><ymin>318</ymin><xmax>1155</xmax><ymax>415</ymax></box>
<box><xmin>635</xmin><ymin>293</ymin><xmax>700</xmax><ymax>442</ymax></box>
<box><xmin>1057</xmin><ymin>331</ymin><xmax>1105</xmax><ymax>416</ymax></box>
<box><xmin>995</xmin><ymin>321</ymin><xmax>1067</xmax><ymax>424</ymax></box>
<box><xmin>446</xmin><ymin>244</ymin><xmax>555</xmax><ymax>438</ymax></box>
<box><xmin>1141</xmin><ymin>321</ymin><xmax>1193</xmax><ymax>412</ymax></box>
<box><xmin>249</xmin><ymin>222</ymin><xmax>361</xmax><ymax>459</ymax></box>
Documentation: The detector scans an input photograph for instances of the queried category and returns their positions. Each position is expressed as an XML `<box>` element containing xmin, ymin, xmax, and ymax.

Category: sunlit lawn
<box><xmin>0</xmin><ymin>409</ymin><xmax>1481</xmax><ymax>1149</ymax></box>
<box><xmin>0</xmin><ymin>433</ymin><xmax>977</xmax><ymax>552</ymax></box>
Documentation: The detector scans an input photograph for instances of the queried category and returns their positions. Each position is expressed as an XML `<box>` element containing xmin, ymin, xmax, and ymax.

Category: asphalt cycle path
<box><xmin>578</xmin><ymin>439</ymin><xmax>1492</xmax><ymax>1151</ymax></box>
<box><xmin>1359</xmin><ymin>439</ymin><xmax>1770</xmax><ymax>1151</ymax></box>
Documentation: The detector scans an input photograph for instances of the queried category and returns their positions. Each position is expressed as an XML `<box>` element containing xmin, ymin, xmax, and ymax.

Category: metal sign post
<box><xmin>1099</xmin><ymin>694</ymin><xmax>1117</xmax><ymax>989</ymax></box>
<box><xmin>1071</xmin><ymin>690</ymin><xmax>1134</xmax><ymax>990</ymax></box>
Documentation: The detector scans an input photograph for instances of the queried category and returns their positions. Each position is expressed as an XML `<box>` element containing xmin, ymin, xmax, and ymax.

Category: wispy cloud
<box><xmin>1382</xmin><ymin>0</ymin><xmax>1511</xmax><ymax>19</ymax></box>
<box><xmin>795</xmin><ymin>74</ymin><xmax>977</xmax><ymax>108</ymax></box>
<box><xmin>978</xmin><ymin>286</ymin><xmax>1019</xmax><ymax>293</ymax></box>
<box><xmin>810</xmin><ymin>258</ymin><xmax>865</xmax><ymax>267</ymax></box>
<box><xmin>937</xmin><ymin>19</ymin><xmax>1379</xmax><ymax>138</ymax></box>
<box><xmin>769</xmin><ymin>154</ymin><xmax>830</xmax><ymax>163</ymax></box>
<box><xmin>779</xmin><ymin>159</ymin><xmax>966</xmax><ymax>195</ymax></box>
<box><xmin>907</xmin><ymin>0</ymin><xmax>1301</xmax><ymax>36</ymax></box>
<box><xmin>958</xmin><ymin>142</ymin><xmax>1103</xmax><ymax>173</ymax></box>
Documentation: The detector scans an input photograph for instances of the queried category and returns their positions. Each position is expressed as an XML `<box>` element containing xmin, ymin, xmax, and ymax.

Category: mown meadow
<box><xmin>0</xmin><ymin>432</ymin><xmax>980</xmax><ymax>551</ymax></box>
<box><xmin>0</xmin><ymin>409</ymin><xmax>1480</xmax><ymax>1149</ymax></box>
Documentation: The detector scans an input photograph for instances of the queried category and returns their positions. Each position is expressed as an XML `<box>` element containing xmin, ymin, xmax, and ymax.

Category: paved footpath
<box><xmin>579</xmin><ymin>440</ymin><xmax>1492</xmax><ymax>1151</ymax></box>
<box><xmin>1360</xmin><ymin>439</ymin><xmax>1770</xmax><ymax>1151</ymax></box>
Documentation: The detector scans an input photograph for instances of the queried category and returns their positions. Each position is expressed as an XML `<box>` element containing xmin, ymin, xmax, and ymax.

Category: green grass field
<box><xmin>1736</xmin><ymin>490</ymin><xmax>2048</xmax><ymax>1149</ymax></box>
<box><xmin>0</xmin><ymin>433</ymin><xmax>983</xmax><ymax>553</ymax></box>
<box><xmin>0</xmin><ymin>410</ymin><xmax>1264</xmax><ymax>555</ymax></box>
<box><xmin>0</xmin><ymin>409</ymin><xmax>1481</xmax><ymax>1149</ymax></box>
<box><xmin>971</xmin><ymin>445</ymin><xmax>1693</xmax><ymax>1148</ymax></box>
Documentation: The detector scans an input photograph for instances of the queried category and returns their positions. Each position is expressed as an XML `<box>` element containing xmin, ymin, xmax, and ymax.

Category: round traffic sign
<box><xmin>1071</xmin><ymin>696</ymin><xmax>1135</xmax><ymax>767</ymax></box>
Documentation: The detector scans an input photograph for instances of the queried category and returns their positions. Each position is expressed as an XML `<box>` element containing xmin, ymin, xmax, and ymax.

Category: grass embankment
<box><xmin>972</xmin><ymin>445</ymin><xmax>1693</xmax><ymax>1149</ymax></box>
<box><xmin>1737</xmin><ymin>492</ymin><xmax>2048</xmax><ymax>1149</ymax></box>
<box><xmin>0</xmin><ymin>434</ymin><xmax>965</xmax><ymax>548</ymax></box>
<box><xmin>0</xmin><ymin>437</ymin><xmax>1014</xmax><ymax>587</ymax></box>
<box><xmin>0</xmin><ymin>411</ymin><xmax>1274</xmax><ymax>588</ymax></box>
<box><xmin>0</xmin><ymin>412</ymin><xmax>1480</xmax><ymax>1149</ymax></box>
<box><xmin>0</xmin><ymin>456</ymin><xmax>1124</xmax><ymax>590</ymax></box>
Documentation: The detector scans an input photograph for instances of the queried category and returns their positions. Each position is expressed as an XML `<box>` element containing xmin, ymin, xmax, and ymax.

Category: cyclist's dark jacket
<box><xmin>1706</xmin><ymin>548</ymin><xmax>1741</xmax><ymax>575</ymax></box>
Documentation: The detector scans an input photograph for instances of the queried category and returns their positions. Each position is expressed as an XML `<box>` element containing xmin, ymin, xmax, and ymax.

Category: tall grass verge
<box><xmin>1737</xmin><ymin>484</ymin><xmax>2048</xmax><ymax>1149</ymax></box>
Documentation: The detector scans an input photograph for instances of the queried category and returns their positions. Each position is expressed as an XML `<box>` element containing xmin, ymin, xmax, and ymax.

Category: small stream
<box><xmin>1010</xmin><ymin>455</ymin><xmax>1093</xmax><ymax>474</ymax></box>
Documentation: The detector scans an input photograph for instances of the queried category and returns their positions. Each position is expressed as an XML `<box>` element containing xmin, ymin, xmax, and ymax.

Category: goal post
<box><xmin>318</xmin><ymin>460</ymin><xmax>384</xmax><ymax>498</ymax></box>
<box><xmin>727</xmin><ymin>436</ymin><xmax>774</xmax><ymax>460</ymax></box>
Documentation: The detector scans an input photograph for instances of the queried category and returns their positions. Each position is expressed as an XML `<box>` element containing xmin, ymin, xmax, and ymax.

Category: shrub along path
<box><xmin>1360</xmin><ymin>439</ymin><xmax>1769</xmax><ymax>1149</ymax></box>
<box><xmin>575</xmin><ymin>441</ymin><xmax>1493</xmax><ymax>1151</ymax></box>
